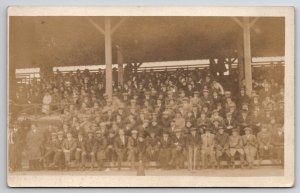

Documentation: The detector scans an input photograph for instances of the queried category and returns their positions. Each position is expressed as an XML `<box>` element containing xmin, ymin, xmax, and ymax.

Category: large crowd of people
<box><xmin>9</xmin><ymin>66</ymin><xmax>284</xmax><ymax>172</ymax></box>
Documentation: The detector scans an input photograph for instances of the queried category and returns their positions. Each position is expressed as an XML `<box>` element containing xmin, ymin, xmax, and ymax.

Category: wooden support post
<box><xmin>105</xmin><ymin>17</ymin><xmax>113</xmax><ymax>100</ymax></box>
<box><xmin>237</xmin><ymin>37</ymin><xmax>244</xmax><ymax>89</ymax></box>
<box><xmin>117</xmin><ymin>46</ymin><xmax>124</xmax><ymax>86</ymax></box>
<box><xmin>242</xmin><ymin>17</ymin><xmax>252</xmax><ymax>96</ymax></box>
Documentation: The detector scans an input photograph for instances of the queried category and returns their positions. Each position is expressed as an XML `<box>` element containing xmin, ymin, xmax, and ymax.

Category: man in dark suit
<box><xmin>186</xmin><ymin>127</ymin><xmax>201</xmax><ymax>170</ymax></box>
<box><xmin>271</xmin><ymin>124</ymin><xmax>284</xmax><ymax>166</ymax></box>
<box><xmin>158</xmin><ymin>131</ymin><xmax>172</xmax><ymax>169</ymax></box>
<box><xmin>215</xmin><ymin>126</ymin><xmax>230</xmax><ymax>168</ymax></box>
<box><xmin>170</xmin><ymin>129</ymin><xmax>186</xmax><ymax>169</ymax></box>
<box><xmin>114</xmin><ymin>129</ymin><xmax>128</xmax><ymax>170</ymax></box>
<box><xmin>81</xmin><ymin>131</ymin><xmax>96</xmax><ymax>170</ymax></box>
<box><xmin>201</xmin><ymin>126</ymin><xmax>216</xmax><ymax>169</ymax></box>
<box><xmin>94</xmin><ymin>130</ymin><xmax>107</xmax><ymax>170</ymax></box>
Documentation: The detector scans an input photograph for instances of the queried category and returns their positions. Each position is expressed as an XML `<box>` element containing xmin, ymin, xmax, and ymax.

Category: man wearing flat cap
<box><xmin>42</xmin><ymin>132</ymin><xmax>58</xmax><ymax>169</ymax></box>
<box><xmin>114</xmin><ymin>129</ymin><xmax>128</xmax><ymax>170</ymax></box>
<box><xmin>94</xmin><ymin>130</ymin><xmax>107</xmax><ymax>170</ymax></box>
<box><xmin>146</xmin><ymin>129</ymin><xmax>160</xmax><ymax>163</ymax></box>
<box><xmin>105</xmin><ymin>130</ymin><xmax>116</xmax><ymax>164</ymax></box>
<box><xmin>227</xmin><ymin>128</ymin><xmax>245</xmax><ymax>168</ymax></box>
<box><xmin>75</xmin><ymin>132</ymin><xmax>85</xmax><ymax>169</ymax></box>
<box><xmin>127</xmin><ymin>130</ymin><xmax>138</xmax><ymax>170</ymax></box>
<box><xmin>242</xmin><ymin>127</ymin><xmax>257</xmax><ymax>169</ymax></box>
<box><xmin>170</xmin><ymin>129</ymin><xmax>186</xmax><ymax>169</ymax></box>
<box><xmin>50</xmin><ymin>130</ymin><xmax>64</xmax><ymax>170</ymax></box>
<box><xmin>215</xmin><ymin>126</ymin><xmax>230</xmax><ymax>169</ymax></box>
<box><xmin>81</xmin><ymin>131</ymin><xmax>96</xmax><ymax>170</ymax></box>
<box><xmin>158</xmin><ymin>131</ymin><xmax>172</xmax><ymax>169</ymax></box>
<box><xmin>200</xmin><ymin>125</ymin><xmax>216</xmax><ymax>169</ymax></box>
<box><xmin>186</xmin><ymin>127</ymin><xmax>201</xmax><ymax>170</ymax></box>
<box><xmin>271</xmin><ymin>124</ymin><xmax>284</xmax><ymax>166</ymax></box>
<box><xmin>257</xmin><ymin>126</ymin><xmax>272</xmax><ymax>165</ymax></box>
<box><xmin>62</xmin><ymin>132</ymin><xmax>77</xmax><ymax>170</ymax></box>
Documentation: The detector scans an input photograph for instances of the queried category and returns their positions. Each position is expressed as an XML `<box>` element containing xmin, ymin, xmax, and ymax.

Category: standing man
<box><xmin>127</xmin><ymin>130</ymin><xmax>138</xmax><ymax>170</ymax></box>
<box><xmin>242</xmin><ymin>127</ymin><xmax>257</xmax><ymax>169</ymax></box>
<box><xmin>82</xmin><ymin>131</ymin><xmax>96</xmax><ymax>170</ymax></box>
<box><xmin>271</xmin><ymin>124</ymin><xmax>284</xmax><ymax>166</ymax></box>
<box><xmin>75</xmin><ymin>132</ymin><xmax>85</xmax><ymax>169</ymax></box>
<box><xmin>62</xmin><ymin>132</ymin><xmax>77</xmax><ymax>170</ymax></box>
<box><xmin>215</xmin><ymin>126</ymin><xmax>229</xmax><ymax>169</ymax></box>
<box><xmin>186</xmin><ymin>127</ymin><xmax>201</xmax><ymax>170</ymax></box>
<box><xmin>94</xmin><ymin>130</ymin><xmax>107</xmax><ymax>170</ymax></box>
<box><xmin>114</xmin><ymin>129</ymin><xmax>128</xmax><ymax>170</ymax></box>
<box><xmin>146</xmin><ymin>129</ymin><xmax>160</xmax><ymax>164</ymax></box>
<box><xmin>200</xmin><ymin>125</ymin><xmax>216</xmax><ymax>169</ymax></box>
<box><xmin>159</xmin><ymin>131</ymin><xmax>172</xmax><ymax>169</ymax></box>
<box><xmin>170</xmin><ymin>129</ymin><xmax>186</xmax><ymax>169</ymax></box>
<box><xmin>227</xmin><ymin>129</ymin><xmax>245</xmax><ymax>168</ymax></box>
<box><xmin>257</xmin><ymin>126</ymin><xmax>273</xmax><ymax>164</ymax></box>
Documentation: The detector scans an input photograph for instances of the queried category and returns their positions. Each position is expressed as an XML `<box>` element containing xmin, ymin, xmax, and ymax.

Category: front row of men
<box><xmin>41</xmin><ymin>125</ymin><xmax>284</xmax><ymax>171</ymax></box>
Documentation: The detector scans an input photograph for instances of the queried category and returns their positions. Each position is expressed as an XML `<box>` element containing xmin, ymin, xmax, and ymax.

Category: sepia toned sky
<box><xmin>9</xmin><ymin>16</ymin><xmax>285</xmax><ymax>69</ymax></box>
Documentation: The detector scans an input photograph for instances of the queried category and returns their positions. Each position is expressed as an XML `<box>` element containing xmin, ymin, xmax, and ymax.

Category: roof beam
<box><xmin>87</xmin><ymin>18</ymin><xmax>105</xmax><ymax>35</ymax></box>
<box><xmin>249</xmin><ymin>17</ymin><xmax>259</xmax><ymax>28</ymax></box>
<box><xmin>111</xmin><ymin>17</ymin><xmax>127</xmax><ymax>35</ymax></box>
<box><xmin>231</xmin><ymin>17</ymin><xmax>244</xmax><ymax>28</ymax></box>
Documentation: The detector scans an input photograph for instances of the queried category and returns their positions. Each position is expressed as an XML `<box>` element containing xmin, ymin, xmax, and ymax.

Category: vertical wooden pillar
<box><xmin>242</xmin><ymin>17</ymin><xmax>252</xmax><ymax>96</ymax></box>
<box><xmin>237</xmin><ymin>36</ymin><xmax>244</xmax><ymax>89</ymax></box>
<box><xmin>117</xmin><ymin>47</ymin><xmax>124</xmax><ymax>86</ymax></box>
<box><xmin>105</xmin><ymin>17</ymin><xmax>113</xmax><ymax>100</ymax></box>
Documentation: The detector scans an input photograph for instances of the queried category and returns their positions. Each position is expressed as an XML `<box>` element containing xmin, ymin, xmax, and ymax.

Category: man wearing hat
<box><xmin>257</xmin><ymin>126</ymin><xmax>272</xmax><ymax>164</ymax></box>
<box><xmin>75</xmin><ymin>132</ymin><xmax>85</xmax><ymax>168</ymax></box>
<box><xmin>146</xmin><ymin>129</ymin><xmax>160</xmax><ymax>163</ymax></box>
<box><xmin>136</xmin><ymin>133</ymin><xmax>147</xmax><ymax>164</ymax></box>
<box><xmin>200</xmin><ymin>125</ymin><xmax>216</xmax><ymax>169</ymax></box>
<box><xmin>224</xmin><ymin>111</ymin><xmax>236</xmax><ymax>135</ymax></box>
<box><xmin>62</xmin><ymin>132</ymin><xmax>77</xmax><ymax>170</ymax></box>
<box><xmin>271</xmin><ymin>124</ymin><xmax>284</xmax><ymax>166</ymax></box>
<box><xmin>42</xmin><ymin>132</ymin><xmax>58</xmax><ymax>169</ymax></box>
<box><xmin>227</xmin><ymin>128</ymin><xmax>245</xmax><ymax>168</ymax></box>
<box><xmin>186</xmin><ymin>127</ymin><xmax>201</xmax><ymax>170</ymax></box>
<box><xmin>174</xmin><ymin>112</ymin><xmax>185</xmax><ymax>131</ymax></box>
<box><xmin>237</xmin><ymin>109</ymin><xmax>251</xmax><ymax>135</ymax></box>
<box><xmin>127</xmin><ymin>130</ymin><xmax>138</xmax><ymax>170</ymax></box>
<box><xmin>94</xmin><ymin>130</ymin><xmax>107</xmax><ymax>170</ymax></box>
<box><xmin>160</xmin><ymin>111</ymin><xmax>171</xmax><ymax>129</ymax></box>
<box><xmin>201</xmin><ymin>88</ymin><xmax>212</xmax><ymax>108</ymax></box>
<box><xmin>215</xmin><ymin>126</ymin><xmax>230</xmax><ymax>169</ymax></box>
<box><xmin>242</xmin><ymin>127</ymin><xmax>257</xmax><ymax>169</ymax></box>
<box><xmin>170</xmin><ymin>129</ymin><xmax>186</xmax><ymax>169</ymax></box>
<box><xmin>210</xmin><ymin>110</ymin><xmax>224</xmax><ymax>126</ymax></box>
<box><xmin>122</xmin><ymin>92</ymin><xmax>129</xmax><ymax>105</ymax></box>
<box><xmin>81</xmin><ymin>131</ymin><xmax>96</xmax><ymax>170</ymax></box>
<box><xmin>150</xmin><ymin>116</ymin><xmax>162</xmax><ymax>137</ymax></box>
<box><xmin>238</xmin><ymin>88</ymin><xmax>250</xmax><ymax>109</ymax></box>
<box><xmin>190</xmin><ymin>91</ymin><xmax>201</xmax><ymax>106</ymax></box>
<box><xmin>106</xmin><ymin>130</ymin><xmax>116</xmax><ymax>164</ymax></box>
<box><xmin>196</xmin><ymin>112</ymin><xmax>209</xmax><ymax>132</ymax></box>
<box><xmin>211</xmin><ymin>119</ymin><xmax>222</xmax><ymax>135</ymax></box>
<box><xmin>159</xmin><ymin>131</ymin><xmax>173</xmax><ymax>169</ymax></box>
<box><xmin>114</xmin><ymin>129</ymin><xmax>128</xmax><ymax>170</ymax></box>
<box><xmin>49</xmin><ymin>130</ymin><xmax>64</xmax><ymax>170</ymax></box>
<box><xmin>249</xmin><ymin>108</ymin><xmax>262</xmax><ymax>136</ymax></box>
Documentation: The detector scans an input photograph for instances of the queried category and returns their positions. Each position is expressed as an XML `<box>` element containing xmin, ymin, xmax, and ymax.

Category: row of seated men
<box><xmin>37</xmin><ymin>124</ymin><xmax>284</xmax><ymax>171</ymax></box>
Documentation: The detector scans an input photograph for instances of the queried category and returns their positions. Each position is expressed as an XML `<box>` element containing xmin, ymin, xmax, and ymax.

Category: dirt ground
<box><xmin>10</xmin><ymin>166</ymin><xmax>283</xmax><ymax>176</ymax></box>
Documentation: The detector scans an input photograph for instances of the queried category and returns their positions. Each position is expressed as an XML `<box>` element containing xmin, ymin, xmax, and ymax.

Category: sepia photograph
<box><xmin>7</xmin><ymin>6</ymin><xmax>294</xmax><ymax>187</ymax></box>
